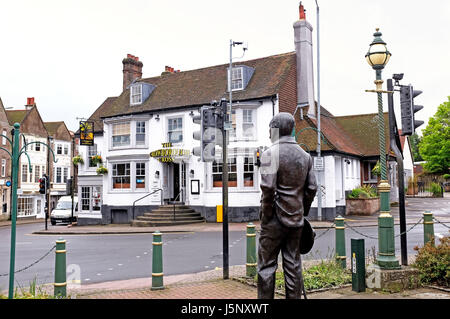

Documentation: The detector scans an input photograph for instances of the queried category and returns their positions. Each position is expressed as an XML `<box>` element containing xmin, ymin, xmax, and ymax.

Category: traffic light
<box><xmin>255</xmin><ymin>148</ymin><xmax>261</xmax><ymax>167</ymax></box>
<box><xmin>400</xmin><ymin>84</ymin><xmax>424</xmax><ymax>136</ymax></box>
<box><xmin>39</xmin><ymin>177</ymin><xmax>46</xmax><ymax>194</ymax></box>
<box><xmin>192</xmin><ymin>106</ymin><xmax>221</xmax><ymax>162</ymax></box>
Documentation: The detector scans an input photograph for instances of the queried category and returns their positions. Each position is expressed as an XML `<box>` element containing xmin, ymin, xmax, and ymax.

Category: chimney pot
<box><xmin>299</xmin><ymin>2</ymin><xmax>306</xmax><ymax>20</ymax></box>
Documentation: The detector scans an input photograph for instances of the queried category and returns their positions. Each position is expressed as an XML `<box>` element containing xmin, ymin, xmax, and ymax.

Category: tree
<box><xmin>419</xmin><ymin>97</ymin><xmax>450</xmax><ymax>174</ymax></box>
<box><xmin>409</xmin><ymin>133</ymin><xmax>423</xmax><ymax>162</ymax></box>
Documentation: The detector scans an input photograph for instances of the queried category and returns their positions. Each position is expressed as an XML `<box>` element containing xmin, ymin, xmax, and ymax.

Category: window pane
<box><xmin>112</xmin><ymin>163</ymin><xmax>131</xmax><ymax>189</ymax></box>
<box><xmin>244</xmin><ymin>157</ymin><xmax>254</xmax><ymax>187</ymax></box>
<box><xmin>136</xmin><ymin>121</ymin><xmax>146</xmax><ymax>145</ymax></box>
<box><xmin>168</xmin><ymin>118</ymin><xmax>183</xmax><ymax>143</ymax></box>
<box><xmin>81</xmin><ymin>187</ymin><xmax>90</xmax><ymax>211</ymax></box>
<box><xmin>22</xmin><ymin>165</ymin><xmax>27</xmax><ymax>183</ymax></box>
<box><xmin>136</xmin><ymin>162</ymin><xmax>146</xmax><ymax>189</ymax></box>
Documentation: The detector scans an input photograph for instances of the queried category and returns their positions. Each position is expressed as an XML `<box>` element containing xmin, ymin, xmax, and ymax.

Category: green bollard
<box><xmin>151</xmin><ymin>231</ymin><xmax>164</xmax><ymax>290</ymax></box>
<box><xmin>246</xmin><ymin>223</ymin><xmax>257</xmax><ymax>277</ymax></box>
<box><xmin>54</xmin><ymin>238</ymin><xmax>67</xmax><ymax>298</ymax></box>
<box><xmin>423</xmin><ymin>211</ymin><xmax>435</xmax><ymax>245</ymax></box>
<box><xmin>351</xmin><ymin>238</ymin><xmax>365</xmax><ymax>292</ymax></box>
<box><xmin>335</xmin><ymin>215</ymin><xmax>346</xmax><ymax>268</ymax></box>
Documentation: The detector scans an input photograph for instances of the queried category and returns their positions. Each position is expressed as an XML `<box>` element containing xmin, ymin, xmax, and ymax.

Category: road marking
<box><xmin>84</xmin><ymin>278</ymin><xmax>90</xmax><ymax>281</ymax></box>
<box><xmin>96</xmin><ymin>273</ymin><xmax>102</xmax><ymax>276</ymax></box>
<box><xmin>108</xmin><ymin>268</ymin><xmax>113</xmax><ymax>271</ymax></box>
<box><xmin>210</xmin><ymin>261</ymin><xmax>215</xmax><ymax>264</ymax></box>
<box><xmin>118</xmin><ymin>264</ymin><xmax>123</xmax><ymax>266</ymax></box>
<box><xmin>204</xmin><ymin>266</ymin><xmax>210</xmax><ymax>269</ymax></box>
<box><xmin>144</xmin><ymin>252</ymin><xmax>148</xmax><ymax>255</ymax></box>
<box><xmin>136</xmin><ymin>256</ymin><xmax>140</xmax><ymax>258</ymax></box>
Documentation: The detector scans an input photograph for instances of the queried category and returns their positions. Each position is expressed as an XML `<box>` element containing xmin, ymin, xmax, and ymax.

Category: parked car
<box><xmin>50</xmin><ymin>196</ymin><xmax>78</xmax><ymax>225</ymax></box>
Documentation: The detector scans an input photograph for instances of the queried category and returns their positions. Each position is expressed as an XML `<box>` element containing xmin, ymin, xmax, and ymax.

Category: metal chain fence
<box><xmin>344</xmin><ymin>222</ymin><xmax>378</xmax><ymax>240</ymax></box>
<box><xmin>433</xmin><ymin>217</ymin><xmax>450</xmax><ymax>229</ymax></box>
<box><xmin>0</xmin><ymin>245</ymin><xmax>56</xmax><ymax>277</ymax></box>
<box><xmin>314</xmin><ymin>222</ymin><xmax>335</xmax><ymax>239</ymax></box>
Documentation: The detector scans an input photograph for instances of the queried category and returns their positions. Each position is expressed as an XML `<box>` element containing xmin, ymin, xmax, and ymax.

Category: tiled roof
<box><xmin>44</xmin><ymin>121</ymin><xmax>64</xmax><ymax>136</ymax></box>
<box><xmin>6</xmin><ymin>110</ymin><xmax>30</xmax><ymax>126</ymax></box>
<box><xmin>100</xmin><ymin>52</ymin><xmax>296</xmax><ymax>119</ymax></box>
<box><xmin>334</xmin><ymin>113</ymin><xmax>390</xmax><ymax>157</ymax></box>
<box><xmin>295</xmin><ymin>107</ymin><xmax>391</xmax><ymax>157</ymax></box>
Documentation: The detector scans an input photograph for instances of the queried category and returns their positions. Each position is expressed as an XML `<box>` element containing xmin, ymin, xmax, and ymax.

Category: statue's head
<box><xmin>269</xmin><ymin>112</ymin><xmax>295</xmax><ymax>142</ymax></box>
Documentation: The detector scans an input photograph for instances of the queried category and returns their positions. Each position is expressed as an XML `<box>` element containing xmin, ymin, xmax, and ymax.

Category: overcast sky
<box><xmin>1</xmin><ymin>0</ymin><xmax>449</xmax><ymax>134</ymax></box>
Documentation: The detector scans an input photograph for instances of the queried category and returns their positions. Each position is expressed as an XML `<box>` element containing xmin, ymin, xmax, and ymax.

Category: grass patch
<box><xmin>254</xmin><ymin>259</ymin><xmax>352</xmax><ymax>293</ymax></box>
<box><xmin>0</xmin><ymin>277</ymin><xmax>61</xmax><ymax>299</ymax></box>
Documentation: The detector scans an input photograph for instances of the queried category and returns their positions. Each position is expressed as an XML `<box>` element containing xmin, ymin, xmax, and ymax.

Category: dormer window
<box><xmin>130</xmin><ymin>84</ymin><xmax>142</xmax><ymax>105</ymax></box>
<box><xmin>231</xmin><ymin>67</ymin><xmax>243</xmax><ymax>91</ymax></box>
<box><xmin>228</xmin><ymin>65</ymin><xmax>255</xmax><ymax>92</ymax></box>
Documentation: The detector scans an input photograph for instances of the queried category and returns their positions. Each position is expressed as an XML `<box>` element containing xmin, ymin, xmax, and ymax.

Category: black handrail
<box><xmin>173</xmin><ymin>189</ymin><xmax>184</xmax><ymax>221</ymax></box>
<box><xmin>132</xmin><ymin>188</ymin><xmax>163</xmax><ymax>220</ymax></box>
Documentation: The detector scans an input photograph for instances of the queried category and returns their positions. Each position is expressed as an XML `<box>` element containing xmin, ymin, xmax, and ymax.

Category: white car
<box><xmin>50</xmin><ymin>196</ymin><xmax>78</xmax><ymax>225</ymax></box>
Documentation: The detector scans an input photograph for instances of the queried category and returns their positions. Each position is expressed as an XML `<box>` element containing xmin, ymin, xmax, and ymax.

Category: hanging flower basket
<box><xmin>96</xmin><ymin>165</ymin><xmax>108</xmax><ymax>175</ymax></box>
<box><xmin>91</xmin><ymin>155</ymin><xmax>103</xmax><ymax>166</ymax></box>
<box><xmin>72</xmin><ymin>155</ymin><xmax>84</xmax><ymax>165</ymax></box>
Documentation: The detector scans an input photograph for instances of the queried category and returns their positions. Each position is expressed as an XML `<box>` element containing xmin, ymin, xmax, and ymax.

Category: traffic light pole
<box><xmin>387</xmin><ymin>78</ymin><xmax>408</xmax><ymax>265</ymax></box>
<box><xmin>222</xmin><ymin>100</ymin><xmax>229</xmax><ymax>280</ymax></box>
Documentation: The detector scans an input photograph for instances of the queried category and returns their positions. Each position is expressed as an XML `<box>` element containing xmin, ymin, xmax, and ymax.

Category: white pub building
<box><xmin>75</xmin><ymin>5</ymin><xmax>412</xmax><ymax>225</ymax></box>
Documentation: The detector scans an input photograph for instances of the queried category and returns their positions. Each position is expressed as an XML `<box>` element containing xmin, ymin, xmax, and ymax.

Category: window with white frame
<box><xmin>63</xmin><ymin>167</ymin><xmax>68</xmax><ymax>183</ymax></box>
<box><xmin>112</xmin><ymin>122</ymin><xmax>131</xmax><ymax>147</ymax></box>
<box><xmin>2</xmin><ymin>130</ymin><xmax>6</xmax><ymax>145</ymax></box>
<box><xmin>34</xmin><ymin>165</ymin><xmax>40</xmax><ymax>183</ymax></box>
<box><xmin>17</xmin><ymin>197</ymin><xmax>33</xmax><ymax>216</ymax></box>
<box><xmin>21</xmin><ymin>164</ymin><xmax>28</xmax><ymax>183</ymax></box>
<box><xmin>243</xmin><ymin>157</ymin><xmax>255</xmax><ymax>187</ymax></box>
<box><xmin>136</xmin><ymin>121</ymin><xmax>146</xmax><ymax>145</ymax></box>
<box><xmin>242</xmin><ymin>109</ymin><xmax>255</xmax><ymax>139</ymax></box>
<box><xmin>81</xmin><ymin>186</ymin><xmax>102</xmax><ymax>211</ymax></box>
<box><xmin>55</xmin><ymin>167</ymin><xmax>62</xmax><ymax>184</ymax></box>
<box><xmin>112</xmin><ymin>163</ymin><xmax>131</xmax><ymax>189</ymax></box>
<box><xmin>212</xmin><ymin>158</ymin><xmax>237</xmax><ymax>188</ymax></box>
<box><xmin>130</xmin><ymin>84</ymin><xmax>142</xmax><ymax>105</ymax></box>
<box><xmin>64</xmin><ymin>144</ymin><xmax>69</xmax><ymax>155</ymax></box>
<box><xmin>56</xmin><ymin>144</ymin><xmax>62</xmax><ymax>155</ymax></box>
<box><xmin>88</xmin><ymin>144</ymin><xmax>98</xmax><ymax>167</ymax></box>
<box><xmin>1</xmin><ymin>159</ymin><xmax>5</xmax><ymax>177</ymax></box>
<box><xmin>135</xmin><ymin>162</ymin><xmax>146</xmax><ymax>189</ymax></box>
<box><xmin>168</xmin><ymin>118</ymin><xmax>183</xmax><ymax>143</ymax></box>
<box><xmin>230</xmin><ymin>67</ymin><xmax>243</xmax><ymax>91</ymax></box>
<box><xmin>35</xmin><ymin>141</ymin><xmax>41</xmax><ymax>151</ymax></box>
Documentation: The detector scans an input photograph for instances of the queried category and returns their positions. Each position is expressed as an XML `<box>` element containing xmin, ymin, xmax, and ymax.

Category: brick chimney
<box><xmin>293</xmin><ymin>2</ymin><xmax>315</xmax><ymax>118</ymax></box>
<box><xmin>122</xmin><ymin>54</ymin><xmax>143</xmax><ymax>91</ymax></box>
<box><xmin>25</xmin><ymin>97</ymin><xmax>35</xmax><ymax>110</ymax></box>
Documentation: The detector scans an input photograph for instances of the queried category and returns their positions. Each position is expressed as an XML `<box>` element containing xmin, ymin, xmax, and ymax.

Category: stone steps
<box><xmin>131</xmin><ymin>204</ymin><xmax>205</xmax><ymax>227</ymax></box>
<box><xmin>131</xmin><ymin>219</ymin><xmax>206</xmax><ymax>227</ymax></box>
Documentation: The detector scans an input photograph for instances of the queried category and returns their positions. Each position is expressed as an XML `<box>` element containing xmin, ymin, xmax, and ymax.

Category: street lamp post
<box><xmin>365</xmin><ymin>28</ymin><xmax>400</xmax><ymax>270</ymax></box>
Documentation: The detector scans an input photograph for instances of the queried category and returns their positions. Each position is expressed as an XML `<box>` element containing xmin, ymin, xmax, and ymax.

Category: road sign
<box><xmin>314</xmin><ymin>156</ymin><xmax>324</xmax><ymax>171</ymax></box>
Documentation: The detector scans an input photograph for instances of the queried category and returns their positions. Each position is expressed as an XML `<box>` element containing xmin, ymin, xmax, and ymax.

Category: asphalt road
<box><xmin>0</xmin><ymin>220</ymin><xmax>448</xmax><ymax>291</ymax></box>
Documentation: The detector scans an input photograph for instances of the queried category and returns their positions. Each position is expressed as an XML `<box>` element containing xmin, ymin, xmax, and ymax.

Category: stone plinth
<box><xmin>366</xmin><ymin>264</ymin><xmax>420</xmax><ymax>293</ymax></box>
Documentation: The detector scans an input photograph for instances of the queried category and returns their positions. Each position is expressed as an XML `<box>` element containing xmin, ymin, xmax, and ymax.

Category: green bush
<box><xmin>412</xmin><ymin>237</ymin><xmax>450</xmax><ymax>287</ymax></box>
<box><xmin>443</xmin><ymin>173</ymin><xmax>450</xmax><ymax>180</ymax></box>
<box><xmin>347</xmin><ymin>185</ymin><xmax>378</xmax><ymax>199</ymax></box>
<box><xmin>427</xmin><ymin>182</ymin><xmax>443</xmax><ymax>197</ymax></box>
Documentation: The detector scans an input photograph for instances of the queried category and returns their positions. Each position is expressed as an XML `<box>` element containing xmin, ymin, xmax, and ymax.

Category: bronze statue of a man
<box><xmin>257</xmin><ymin>112</ymin><xmax>318</xmax><ymax>299</ymax></box>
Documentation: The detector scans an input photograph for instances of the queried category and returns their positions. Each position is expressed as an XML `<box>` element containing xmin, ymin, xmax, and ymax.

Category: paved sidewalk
<box><xmin>68</xmin><ymin>264</ymin><xmax>450</xmax><ymax>300</ymax></box>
